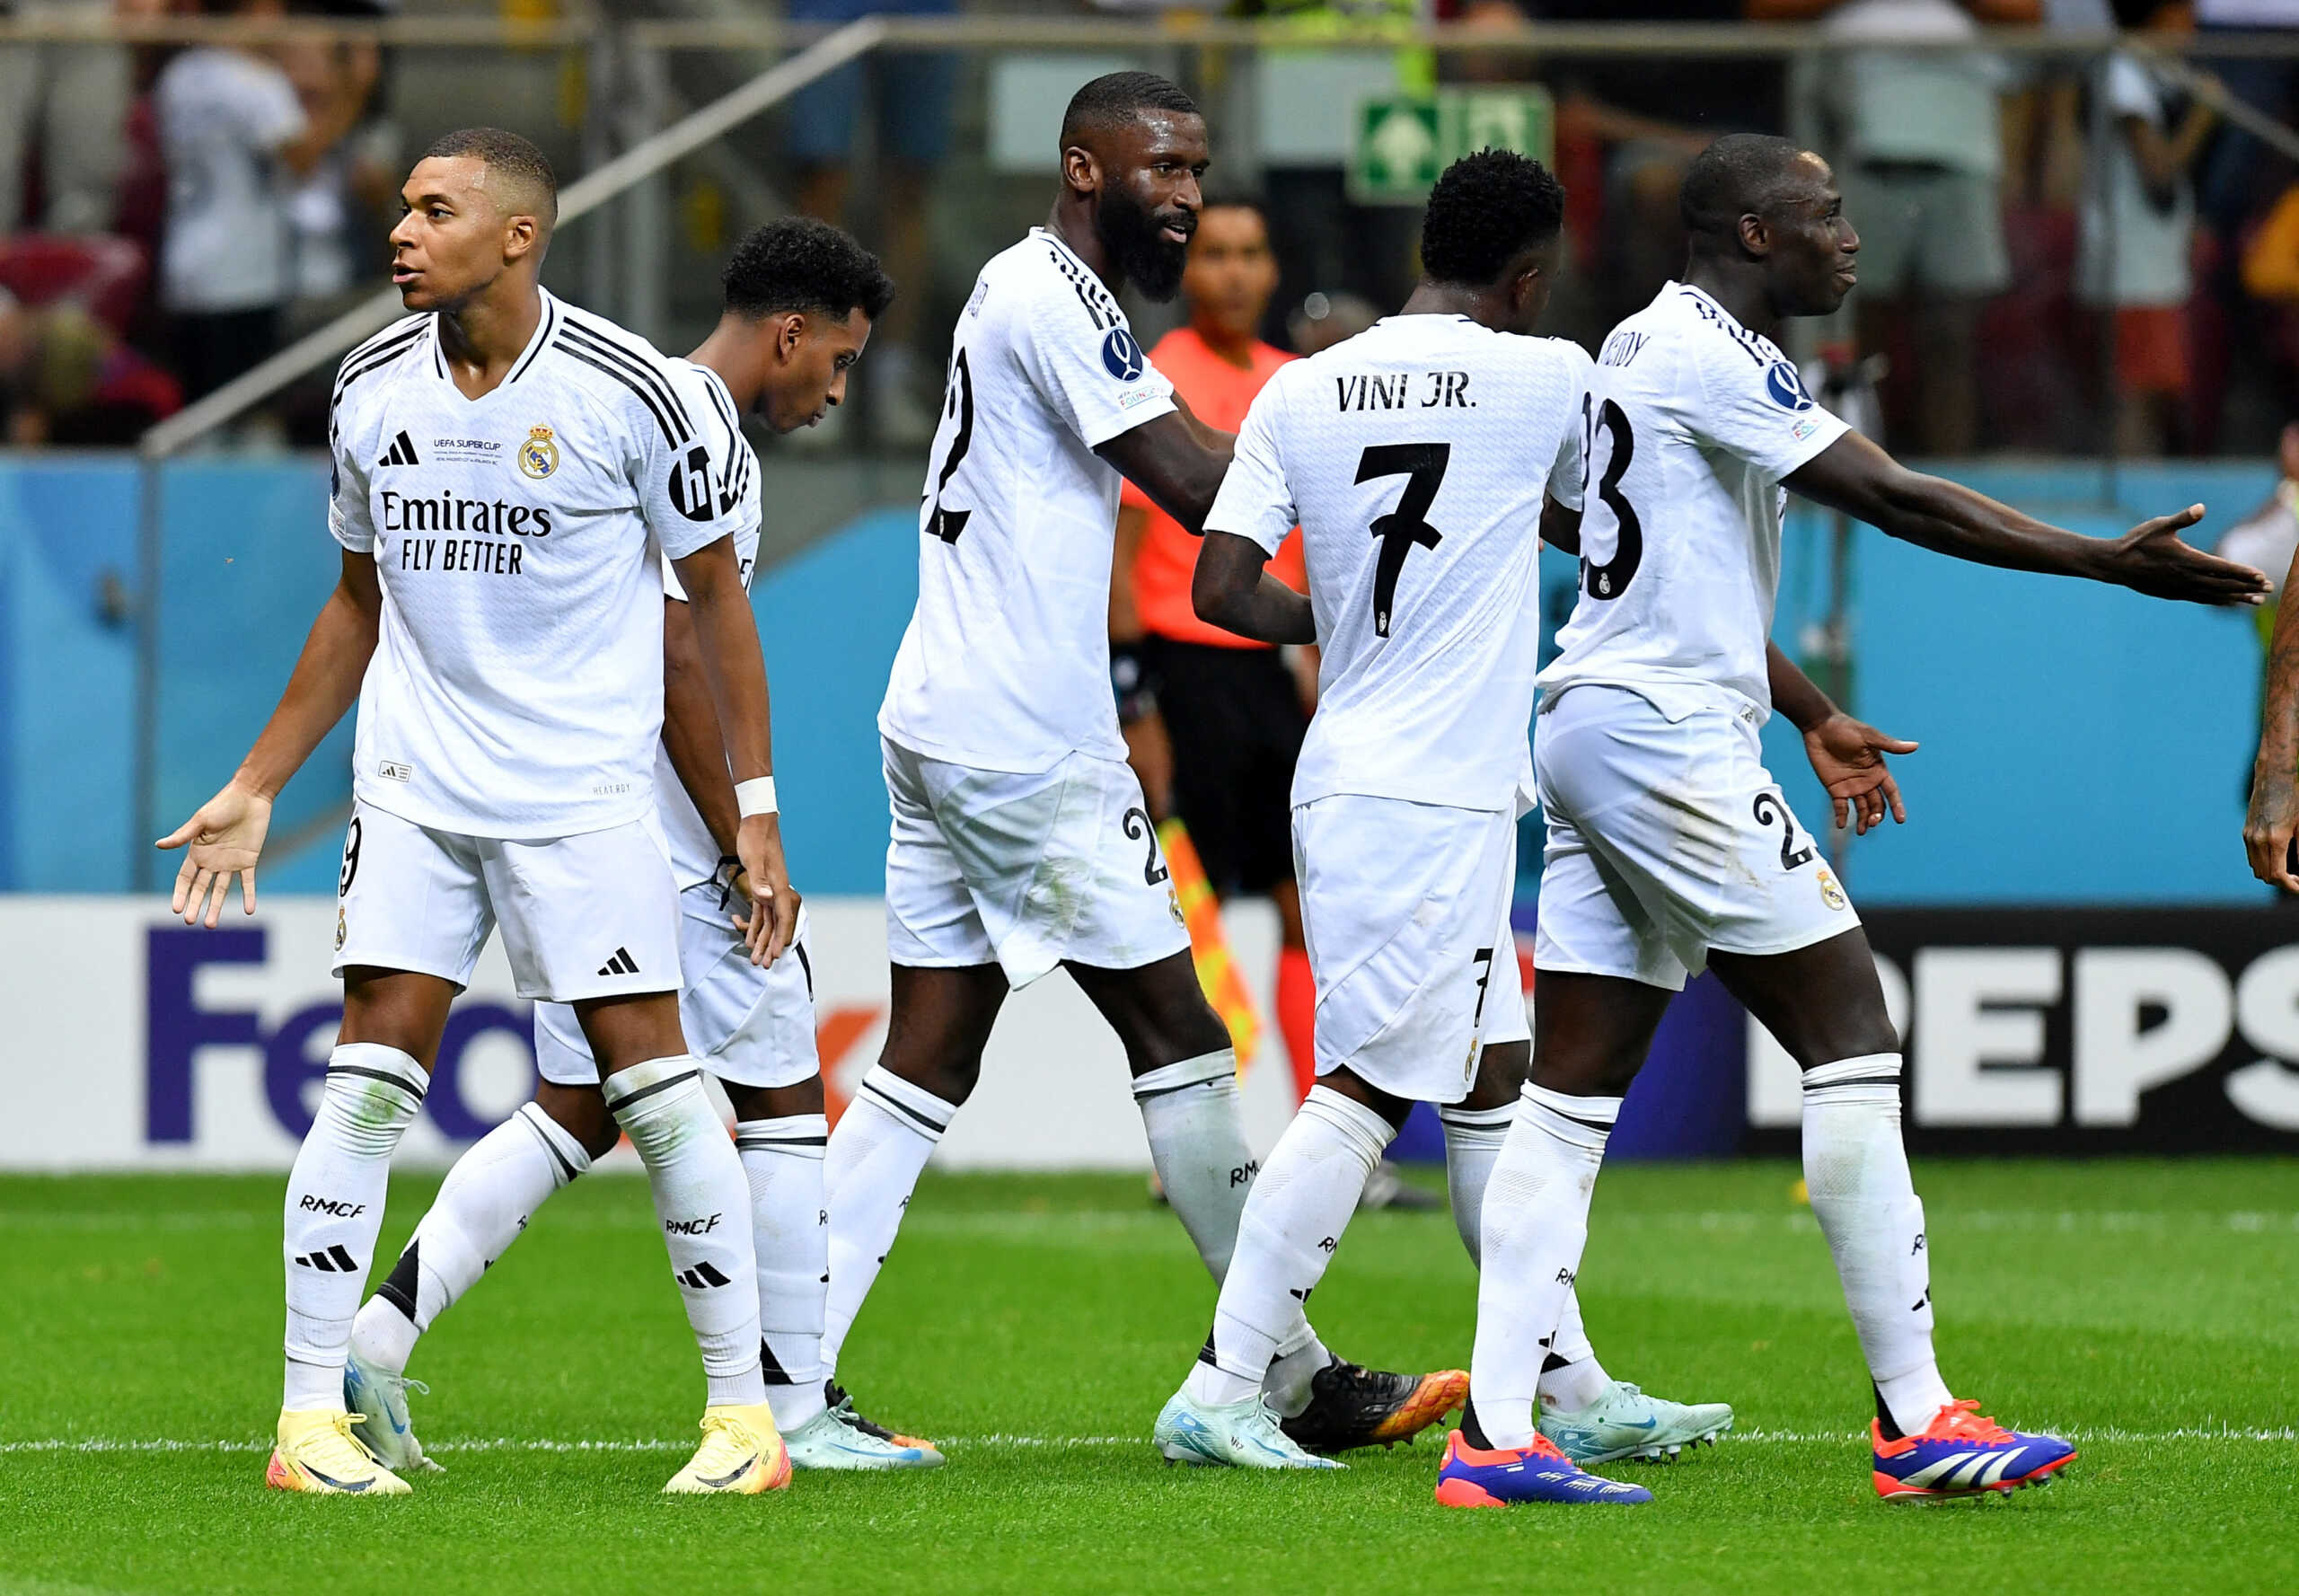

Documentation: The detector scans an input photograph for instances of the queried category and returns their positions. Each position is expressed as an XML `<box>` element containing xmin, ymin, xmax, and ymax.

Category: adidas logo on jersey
<box><xmin>293</xmin><ymin>1245</ymin><xmax>359</xmax><ymax>1272</ymax></box>
<box><xmin>597</xmin><ymin>947</ymin><xmax>640</xmax><ymax>977</ymax></box>
<box><xmin>376</xmin><ymin>430</ymin><xmax>420</xmax><ymax>468</ymax></box>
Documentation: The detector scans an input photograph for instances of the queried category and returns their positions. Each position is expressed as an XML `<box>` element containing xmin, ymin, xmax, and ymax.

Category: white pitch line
<box><xmin>4</xmin><ymin>1426</ymin><xmax>2292</xmax><ymax>1455</ymax></box>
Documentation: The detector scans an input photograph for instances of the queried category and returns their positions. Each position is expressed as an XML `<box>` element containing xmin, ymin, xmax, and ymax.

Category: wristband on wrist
<box><xmin>735</xmin><ymin>776</ymin><xmax>778</xmax><ymax>817</ymax></box>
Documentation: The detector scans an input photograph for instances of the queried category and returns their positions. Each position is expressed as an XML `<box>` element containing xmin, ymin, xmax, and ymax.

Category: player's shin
<box><xmin>604</xmin><ymin>1057</ymin><xmax>766</xmax><ymax>1409</ymax></box>
<box><xmin>283</xmin><ymin>1044</ymin><xmax>427</xmax><ymax>1411</ymax></box>
<box><xmin>1800</xmin><ymin>1054</ymin><xmax>1953</xmax><ymax>1436</ymax></box>
<box><xmin>1132</xmin><ymin>1048</ymin><xmax>1255</xmax><ymax>1279</ymax></box>
<box><xmin>737</xmin><ymin>1113</ymin><xmax>831</xmax><ymax>1432</ymax></box>
<box><xmin>1467</xmin><ymin>1082</ymin><xmax>1618</xmax><ymax>1449</ymax></box>
<box><xmin>1184</xmin><ymin>1087</ymin><xmax>1394</xmax><ymax>1408</ymax></box>
<box><xmin>1438</xmin><ymin>1099</ymin><xmax>1515</xmax><ymax>1264</ymax></box>
<box><xmin>351</xmin><ymin>1102</ymin><xmax>591</xmax><ymax>1376</ymax></box>
<box><xmin>820</xmin><ymin>1066</ymin><xmax>954</xmax><ymax>1375</ymax></box>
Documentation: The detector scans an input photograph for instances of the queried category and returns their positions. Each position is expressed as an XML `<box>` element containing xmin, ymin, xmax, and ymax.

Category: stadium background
<box><xmin>4</xmin><ymin>1</ymin><xmax>2299</xmax><ymax>1177</ymax></box>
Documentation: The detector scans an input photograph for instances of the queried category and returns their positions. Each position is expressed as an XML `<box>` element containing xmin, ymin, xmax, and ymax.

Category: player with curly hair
<box><xmin>1150</xmin><ymin>150</ymin><xmax>1729</xmax><ymax>1480</ymax></box>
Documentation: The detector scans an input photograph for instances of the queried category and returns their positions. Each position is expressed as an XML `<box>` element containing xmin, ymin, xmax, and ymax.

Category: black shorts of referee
<box><xmin>1138</xmin><ymin>634</ymin><xmax>1308</xmax><ymax>899</ymax></box>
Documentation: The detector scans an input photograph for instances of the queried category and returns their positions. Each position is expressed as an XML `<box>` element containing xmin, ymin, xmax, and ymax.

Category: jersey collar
<box><xmin>423</xmin><ymin>287</ymin><xmax>561</xmax><ymax>394</ymax></box>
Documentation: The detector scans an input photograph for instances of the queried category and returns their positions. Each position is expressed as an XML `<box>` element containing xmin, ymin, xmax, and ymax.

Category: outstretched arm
<box><xmin>1194</xmin><ymin>530</ymin><xmax>1315</xmax><ymax>646</ymax></box>
<box><xmin>156</xmin><ymin>548</ymin><xmax>383</xmax><ymax>925</ymax></box>
<box><xmin>669</xmin><ymin>535</ymin><xmax>795</xmax><ymax>965</ymax></box>
<box><xmin>1098</xmin><ymin>410</ymin><xmax>1235</xmax><ymax>535</ymax></box>
<box><xmin>1788</xmin><ymin>430</ymin><xmax>2269</xmax><ymax>605</ymax></box>
<box><xmin>2247</xmin><ymin>539</ymin><xmax>2299</xmax><ymax>890</ymax></box>
<box><xmin>1766</xmin><ymin>640</ymin><xmax>1918</xmax><ymax>836</ymax></box>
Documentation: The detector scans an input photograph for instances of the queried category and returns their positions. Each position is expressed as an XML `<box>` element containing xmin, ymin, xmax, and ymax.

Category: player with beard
<box><xmin>828</xmin><ymin>71</ymin><xmax>1464</xmax><ymax>1455</ymax></box>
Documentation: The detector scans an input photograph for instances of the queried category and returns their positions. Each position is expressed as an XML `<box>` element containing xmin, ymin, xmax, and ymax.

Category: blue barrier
<box><xmin>0</xmin><ymin>455</ymin><xmax>2286</xmax><ymax>904</ymax></box>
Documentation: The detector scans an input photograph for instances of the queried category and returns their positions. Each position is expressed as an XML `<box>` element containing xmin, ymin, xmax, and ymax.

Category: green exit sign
<box><xmin>1349</xmin><ymin>88</ymin><xmax>1555</xmax><ymax>206</ymax></box>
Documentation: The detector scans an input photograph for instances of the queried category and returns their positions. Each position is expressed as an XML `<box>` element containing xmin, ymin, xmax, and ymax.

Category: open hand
<box><xmin>729</xmin><ymin>812</ymin><xmax>800</xmax><ymax>966</ymax></box>
<box><xmin>156</xmin><ymin>780</ymin><xmax>274</xmax><ymax>927</ymax></box>
<box><xmin>1803</xmin><ymin>713</ymin><xmax>1917</xmax><ymax>835</ymax></box>
<box><xmin>2244</xmin><ymin>765</ymin><xmax>2299</xmax><ymax>893</ymax></box>
<box><xmin>2100</xmin><ymin>505</ymin><xmax>2272</xmax><ymax>606</ymax></box>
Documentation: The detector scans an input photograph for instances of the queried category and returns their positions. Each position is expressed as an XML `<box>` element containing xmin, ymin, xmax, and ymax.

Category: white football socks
<box><xmin>282</xmin><ymin>1044</ymin><xmax>427</xmax><ymax>1411</ymax></box>
<box><xmin>350</xmin><ymin>1101</ymin><xmax>592</xmax><ymax>1378</ymax></box>
<box><xmin>737</xmin><ymin>1113</ymin><xmax>831</xmax><ymax>1433</ymax></box>
<box><xmin>1440</xmin><ymin>1096</ymin><xmax>1611</xmax><ymax>1415</ymax></box>
<box><xmin>1131</xmin><ymin>1049</ymin><xmax>1254</xmax><ymax>1281</ymax></box>
<box><xmin>603</xmin><ymin>1056</ymin><xmax>764</xmax><ymax>1410</ymax></box>
<box><xmin>1801</xmin><ymin>1053</ymin><xmax>1953</xmax><ymax>1435</ymax></box>
<box><xmin>1437</xmin><ymin>1099</ymin><xmax>1514</xmax><ymax>1264</ymax></box>
<box><xmin>1185</xmin><ymin>1087</ymin><xmax>1393</xmax><ymax>1408</ymax></box>
<box><xmin>1468</xmin><ymin>1081</ymin><xmax>1618</xmax><ymax>1449</ymax></box>
<box><xmin>820</xmin><ymin>1066</ymin><xmax>953</xmax><ymax>1377</ymax></box>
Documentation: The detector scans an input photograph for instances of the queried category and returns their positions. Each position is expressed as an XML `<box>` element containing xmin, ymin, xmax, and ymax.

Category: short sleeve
<box><xmin>1687</xmin><ymin>338</ymin><xmax>1848</xmax><ymax>481</ymax></box>
<box><xmin>1017</xmin><ymin>279</ymin><xmax>1176</xmax><ymax>450</ymax></box>
<box><xmin>326</xmin><ymin>394</ymin><xmax>374</xmax><ymax>552</ymax></box>
<box><xmin>1204</xmin><ymin>377</ymin><xmax>1297</xmax><ymax>556</ymax></box>
<box><xmin>634</xmin><ymin>357</ymin><xmax>745</xmax><ymax>562</ymax></box>
<box><xmin>2103</xmin><ymin>54</ymin><xmax>2158</xmax><ymax>123</ymax></box>
<box><xmin>1544</xmin><ymin>342</ymin><xmax>1594</xmax><ymax>512</ymax></box>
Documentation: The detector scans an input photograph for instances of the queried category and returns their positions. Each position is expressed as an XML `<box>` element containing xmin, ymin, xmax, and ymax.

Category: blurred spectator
<box><xmin>783</xmin><ymin>0</ymin><xmax>955</xmax><ymax>446</ymax></box>
<box><xmin>277</xmin><ymin>29</ymin><xmax>396</xmax><ymax>335</ymax></box>
<box><xmin>0</xmin><ymin>284</ymin><xmax>181</xmax><ymax>443</ymax></box>
<box><xmin>2078</xmin><ymin>3</ymin><xmax>2220</xmax><ymax>454</ymax></box>
<box><xmin>0</xmin><ymin>1</ymin><xmax>137</xmax><ymax>236</ymax></box>
<box><xmin>154</xmin><ymin>0</ymin><xmax>337</xmax><ymax>401</ymax></box>
<box><xmin>2217</xmin><ymin>419</ymin><xmax>2299</xmax><ymax>604</ymax></box>
<box><xmin>2196</xmin><ymin>0</ymin><xmax>2299</xmax><ymax>234</ymax></box>
<box><xmin>1757</xmin><ymin>0</ymin><xmax>2038</xmax><ymax>455</ymax></box>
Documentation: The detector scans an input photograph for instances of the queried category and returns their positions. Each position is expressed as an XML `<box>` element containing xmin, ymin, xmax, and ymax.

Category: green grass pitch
<box><xmin>3</xmin><ymin>1160</ymin><xmax>2294</xmax><ymax>1595</ymax></box>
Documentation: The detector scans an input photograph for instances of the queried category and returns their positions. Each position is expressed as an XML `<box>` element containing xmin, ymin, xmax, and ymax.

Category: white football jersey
<box><xmin>328</xmin><ymin>290</ymin><xmax>745</xmax><ymax>838</ymax></box>
<box><xmin>1537</xmin><ymin>282</ymin><xmax>1849</xmax><ymax>724</ymax></box>
<box><xmin>654</xmin><ymin>359</ymin><xmax>762</xmax><ymax>891</ymax></box>
<box><xmin>1207</xmin><ymin>314</ymin><xmax>1590</xmax><ymax>813</ymax></box>
<box><xmin>878</xmin><ymin>228</ymin><xmax>1178</xmax><ymax>773</ymax></box>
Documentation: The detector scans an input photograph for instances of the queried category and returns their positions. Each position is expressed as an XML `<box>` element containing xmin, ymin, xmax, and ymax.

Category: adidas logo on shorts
<box><xmin>597</xmin><ymin>947</ymin><xmax>640</xmax><ymax>977</ymax></box>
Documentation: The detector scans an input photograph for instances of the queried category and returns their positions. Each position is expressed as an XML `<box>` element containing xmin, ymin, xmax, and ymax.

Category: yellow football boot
<box><xmin>662</xmin><ymin>1403</ymin><xmax>792</xmax><ymax>1495</ymax></box>
<box><xmin>265</xmin><ymin>1408</ymin><xmax>412</xmax><ymax>1496</ymax></box>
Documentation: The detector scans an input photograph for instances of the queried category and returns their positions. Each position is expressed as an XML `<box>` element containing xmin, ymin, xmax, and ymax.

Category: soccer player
<box><xmin>332</xmin><ymin>217</ymin><xmax>938</xmax><ymax>1477</ymax></box>
<box><xmin>1150</xmin><ymin>149</ymin><xmax>1721</xmax><ymax>1482</ymax></box>
<box><xmin>1449</xmin><ymin>133</ymin><xmax>2268</xmax><ymax>1509</ymax></box>
<box><xmin>158</xmin><ymin>128</ymin><xmax>800</xmax><ymax>1498</ymax></box>
<box><xmin>830</xmin><ymin>70</ymin><xmax>1460</xmax><ymax>1453</ymax></box>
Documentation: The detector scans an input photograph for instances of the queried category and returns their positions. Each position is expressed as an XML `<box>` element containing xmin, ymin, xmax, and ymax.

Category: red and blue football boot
<box><xmin>1433</xmin><ymin>1428</ymin><xmax>1654</xmax><ymax>1507</ymax></box>
<box><xmin>1872</xmin><ymin>1400</ymin><xmax>2076</xmax><ymax>1499</ymax></box>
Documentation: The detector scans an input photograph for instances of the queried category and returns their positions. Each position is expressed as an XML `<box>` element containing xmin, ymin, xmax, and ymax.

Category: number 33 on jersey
<box><xmin>1203</xmin><ymin>313</ymin><xmax>1590</xmax><ymax>815</ymax></box>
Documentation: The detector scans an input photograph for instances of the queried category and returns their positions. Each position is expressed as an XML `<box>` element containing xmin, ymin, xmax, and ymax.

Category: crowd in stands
<box><xmin>7</xmin><ymin>0</ymin><xmax>2299</xmax><ymax>455</ymax></box>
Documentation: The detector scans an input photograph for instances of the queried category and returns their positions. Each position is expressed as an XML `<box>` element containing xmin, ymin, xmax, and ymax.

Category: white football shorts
<box><xmin>533</xmin><ymin>898</ymin><xmax>820</xmax><ymax>1089</ymax></box>
<box><xmin>1482</xmin><ymin>831</ymin><xmax>1530</xmax><ymax>1049</ymax></box>
<box><xmin>882</xmin><ymin>736</ymin><xmax>1190</xmax><ymax>987</ymax></box>
<box><xmin>1292</xmin><ymin>792</ymin><xmax>1517</xmax><ymax>1106</ymax></box>
<box><xmin>1532</xmin><ymin>683</ymin><xmax>1860</xmax><ymax>991</ymax></box>
<box><xmin>332</xmin><ymin>801</ymin><xmax>680</xmax><ymax>1003</ymax></box>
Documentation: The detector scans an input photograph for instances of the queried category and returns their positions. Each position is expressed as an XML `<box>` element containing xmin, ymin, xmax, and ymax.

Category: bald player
<box><xmin>1446</xmin><ymin>132</ymin><xmax>2266</xmax><ymax>1509</ymax></box>
<box><xmin>160</xmin><ymin>127</ymin><xmax>797</xmax><ymax>1499</ymax></box>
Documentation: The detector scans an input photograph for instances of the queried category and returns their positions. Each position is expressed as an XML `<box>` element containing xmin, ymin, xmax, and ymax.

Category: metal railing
<box><xmin>8</xmin><ymin>12</ymin><xmax>2299</xmax><ymax>886</ymax></box>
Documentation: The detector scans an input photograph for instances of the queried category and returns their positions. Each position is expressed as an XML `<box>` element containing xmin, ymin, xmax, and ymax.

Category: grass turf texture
<box><xmin>2</xmin><ymin>1161</ymin><xmax>2294</xmax><ymax>1595</ymax></box>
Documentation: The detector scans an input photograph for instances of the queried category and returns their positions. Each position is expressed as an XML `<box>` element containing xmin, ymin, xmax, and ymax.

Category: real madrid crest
<box><xmin>1817</xmin><ymin>867</ymin><xmax>1848</xmax><ymax>912</ymax></box>
<box><xmin>519</xmin><ymin>424</ymin><xmax>559</xmax><ymax>480</ymax></box>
